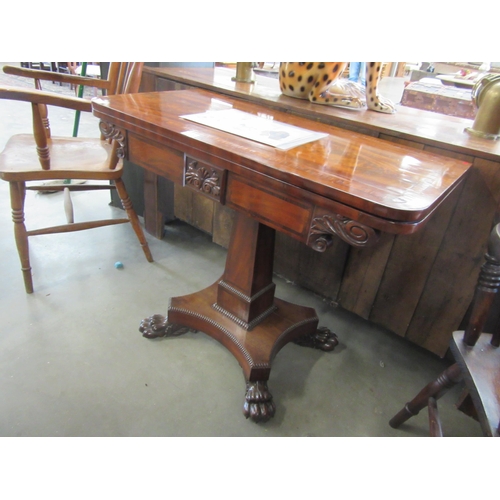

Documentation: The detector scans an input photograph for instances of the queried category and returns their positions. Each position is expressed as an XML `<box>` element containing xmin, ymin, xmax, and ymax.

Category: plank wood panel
<box><xmin>369</xmin><ymin>179</ymin><xmax>463</xmax><ymax>337</ymax></box>
<box><xmin>173</xmin><ymin>184</ymin><xmax>194</xmax><ymax>226</ymax></box>
<box><xmin>338</xmin><ymin>232</ymin><xmax>395</xmax><ymax>319</ymax></box>
<box><xmin>274</xmin><ymin>232</ymin><xmax>302</xmax><ymax>283</ymax></box>
<box><xmin>174</xmin><ymin>184</ymin><xmax>215</xmax><ymax>235</ymax></box>
<box><xmin>296</xmin><ymin>236</ymin><xmax>349</xmax><ymax>301</ymax></box>
<box><xmin>473</xmin><ymin>157</ymin><xmax>500</xmax><ymax>206</ymax></box>
<box><xmin>212</xmin><ymin>203</ymin><xmax>235</xmax><ymax>249</ymax></box>
<box><xmin>274</xmin><ymin>231</ymin><xmax>351</xmax><ymax>301</ymax></box>
<box><xmin>405</xmin><ymin>166</ymin><xmax>498</xmax><ymax>354</ymax></box>
<box><xmin>192</xmin><ymin>191</ymin><xmax>215</xmax><ymax>235</ymax></box>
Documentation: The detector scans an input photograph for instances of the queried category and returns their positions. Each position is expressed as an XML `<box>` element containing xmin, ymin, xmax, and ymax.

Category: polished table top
<box><xmin>93</xmin><ymin>88</ymin><xmax>471</xmax><ymax>230</ymax></box>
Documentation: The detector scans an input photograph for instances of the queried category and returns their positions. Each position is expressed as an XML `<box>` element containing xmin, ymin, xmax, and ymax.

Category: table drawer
<box><xmin>128</xmin><ymin>134</ymin><xmax>184</xmax><ymax>184</ymax></box>
<box><xmin>225</xmin><ymin>173</ymin><xmax>313</xmax><ymax>241</ymax></box>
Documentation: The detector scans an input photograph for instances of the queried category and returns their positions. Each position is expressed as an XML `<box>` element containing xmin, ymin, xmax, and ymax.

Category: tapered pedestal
<box><xmin>140</xmin><ymin>212</ymin><xmax>338</xmax><ymax>422</ymax></box>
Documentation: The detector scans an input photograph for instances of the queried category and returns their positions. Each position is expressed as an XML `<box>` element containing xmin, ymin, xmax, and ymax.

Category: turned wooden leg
<box><xmin>389</xmin><ymin>363</ymin><xmax>463</xmax><ymax>429</ymax></box>
<box><xmin>10</xmin><ymin>181</ymin><xmax>33</xmax><ymax>293</ymax></box>
<box><xmin>428</xmin><ymin>397</ymin><xmax>443</xmax><ymax>437</ymax></box>
<box><xmin>63</xmin><ymin>187</ymin><xmax>74</xmax><ymax>223</ymax></box>
<box><xmin>114</xmin><ymin>178</ymin><xmax>153</xmax><ymax>263</ymax></box>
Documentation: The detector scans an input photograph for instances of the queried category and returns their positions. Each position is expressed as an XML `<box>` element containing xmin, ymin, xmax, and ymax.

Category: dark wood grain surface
<box><xmin>93</xmin><ymin>88</ymin><xmax>470</xmax><ymax>226</ymax></box>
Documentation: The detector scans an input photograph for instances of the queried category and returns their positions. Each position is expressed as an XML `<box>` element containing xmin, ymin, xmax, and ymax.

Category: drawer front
<box><xmin>128</xmin><ymin>134</ymin><xmax>184</xmax><ymax>184</ymax></box>
<box><xmin>225</xmin><ymin>173</ymin><xmax>313</xmax><ymax>241</ymax></box>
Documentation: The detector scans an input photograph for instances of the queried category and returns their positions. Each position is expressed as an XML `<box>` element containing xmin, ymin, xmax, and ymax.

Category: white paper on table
<box><xmin>181</xmin><ymin>108</ymin><xmax>328</xmax><ymax>150</ymax></box>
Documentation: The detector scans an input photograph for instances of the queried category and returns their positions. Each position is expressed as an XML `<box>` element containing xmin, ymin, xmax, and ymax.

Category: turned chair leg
<box><xmin>428</xmin><ymin>397</ymin><xmax>444</xmax><ymax>437</ymax></box>
<box><xmin>389</xmin><ymin>363</ymin><xmax>463</xmax><ymax>430</ymax></box>
<box><xmin>113</xmin><ymin>178</ymin><xmax>153</xmax><ymax>262</ymax></box>
<box><xmin>10</xmin><ymin>181</ymin><xmax>33</xmax><ymax>293</ymax></box>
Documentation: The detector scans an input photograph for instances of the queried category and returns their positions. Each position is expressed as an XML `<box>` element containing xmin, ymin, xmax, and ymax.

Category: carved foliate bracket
<box><xmin>99</xmin><ymin>121</ymin><xmax>126</xmax><ymax>158</ymax></box>
<box><xmin>184</xmin><ymin>156</ymin><xmax>226</xmax><ymax>202</ymax></box>
<box><xmin>308</xmin><ymin>212</ymin><xmax>380</xmax><ymax>251</ymax></box>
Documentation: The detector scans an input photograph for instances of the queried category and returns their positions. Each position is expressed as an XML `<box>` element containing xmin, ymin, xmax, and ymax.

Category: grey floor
<box><xmin>0</xmin><ymin>63</ymin><xmax>483</xmax><ymax>437</ymax></box>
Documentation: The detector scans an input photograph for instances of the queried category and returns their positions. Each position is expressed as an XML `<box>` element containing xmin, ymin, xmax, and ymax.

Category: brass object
<box><xmin>232</xmin><ymin>62</ymin><xmax>255</xmax><ymax>84</ymax></box>
<box><xmin>465</xmin><ymin>74</ymin><xmax>500</xmax><ymax>140</ymax></box>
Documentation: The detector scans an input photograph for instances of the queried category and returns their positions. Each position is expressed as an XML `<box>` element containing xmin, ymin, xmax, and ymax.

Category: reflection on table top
<box><xmin>92</xmin><ymin>88</ymin><xmax>471</xmax><ymax>225</ymax></box>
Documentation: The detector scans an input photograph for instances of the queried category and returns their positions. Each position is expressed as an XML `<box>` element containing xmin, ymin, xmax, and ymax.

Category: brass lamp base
<box><xmin>465</xmin><ymin>75</ymin><xmax>500</xmax><ymax>141</ymax></box>
<box><xmin>231</xmin><ymin>62</ymin><xmax>255</xmax><ymax>84</ymax></box>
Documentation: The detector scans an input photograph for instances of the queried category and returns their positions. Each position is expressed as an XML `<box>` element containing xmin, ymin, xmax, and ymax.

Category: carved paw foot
<box><xmin>243</xmin><ymin>380</ymin><xmax>276</xmax><ymax>423</ymax></box>
<box><xmin>139</xmin><ymin>314</ymin><xmax>195</xmax><ymax>339</ymax></box>
<box><xmin>293</xmin><ymin>326</ymin><xmax>339</xmax><ymax>352</ymax></box>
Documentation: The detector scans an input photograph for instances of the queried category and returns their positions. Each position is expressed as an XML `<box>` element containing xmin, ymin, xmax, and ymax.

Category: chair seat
<box><xmin>450</xmin><ymin>331</ymin><xmax>500</xmax><ymax>437</ymax></box>
<box><xmin>0</xmin><ymin>134</ymin><xmax>123</xmax><ymax>182</ymax></box>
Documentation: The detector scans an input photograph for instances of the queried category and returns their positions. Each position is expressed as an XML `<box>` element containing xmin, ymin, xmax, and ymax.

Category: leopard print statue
<box><xmin>279</xmin><ymin>62</ymin><xmax>395</xmax><ymax>114</ymax></box>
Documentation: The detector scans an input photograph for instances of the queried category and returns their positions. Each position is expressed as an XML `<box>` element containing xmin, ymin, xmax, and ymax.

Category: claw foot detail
<box><xmin>293</xmin><ymin>326</ymin><xmax>339</xmax><ymax>351</ymax></box>
<box><xmin>243</xmin><ymin>380</ymin><xmax>276</xmax><ymax>423</ymax></box>
<box><xmin>139</xmin><ymin>314</ymin><xmax>195</xmax><ymax>339</ymax></box>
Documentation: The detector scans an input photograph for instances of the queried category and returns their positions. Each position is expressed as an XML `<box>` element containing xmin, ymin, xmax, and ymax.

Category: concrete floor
<box><xmin>0</xmin><ymin>63</ymin><xmax>483</xmax><ymax>437</ymax></box>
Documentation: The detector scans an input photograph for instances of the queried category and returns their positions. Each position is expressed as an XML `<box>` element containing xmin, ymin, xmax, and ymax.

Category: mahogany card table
<box><xmin>92</xmin><ymin>89</ymin><xmax>471</xmax><ymax>423</ymax></box>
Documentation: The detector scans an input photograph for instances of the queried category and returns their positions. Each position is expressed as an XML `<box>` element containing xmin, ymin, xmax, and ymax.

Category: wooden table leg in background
<box><xmin>139</xmin><ymin>211</ymin><xmax>338</xmax><ymax>422</ymax></box>
<box><xmin>143</xmin><ymin>170</ymin><xmax>176</xmax><ymax>240</ymax></box>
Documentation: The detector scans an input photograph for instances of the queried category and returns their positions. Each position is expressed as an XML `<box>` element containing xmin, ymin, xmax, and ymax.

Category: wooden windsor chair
<box><xmin>0</xmin><ymin>62</ymin><xmax>153</xmax><ymax>293</ymax></box>
<box><xmin>389</xmin><ymin>223</ymin><xmax>500</xmax><ymax>437</ymax></box>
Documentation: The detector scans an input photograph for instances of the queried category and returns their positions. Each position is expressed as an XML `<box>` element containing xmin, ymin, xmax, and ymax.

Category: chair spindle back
<box><xmin>26</xmin><ymin>62</ymin><xmax>144</xmax><ymax>171</ymax></box>
<box><xmin>463</xmin><ymin>223</ymin><xmax>500</xmax><ymax>348</ymax></box>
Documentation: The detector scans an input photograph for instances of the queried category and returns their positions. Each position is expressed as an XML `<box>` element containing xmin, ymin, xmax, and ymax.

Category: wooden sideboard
<box><xmin>128</xmin><ymin>65</ymin><xmax>500</xmax><ymax>358</ymax></box>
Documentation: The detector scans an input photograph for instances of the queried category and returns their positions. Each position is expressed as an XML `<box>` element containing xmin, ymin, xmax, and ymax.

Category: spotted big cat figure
<box><xmin>279</xmin><ymin>62</ymin><xmax>395</xmax><ymax>114</ymax></box>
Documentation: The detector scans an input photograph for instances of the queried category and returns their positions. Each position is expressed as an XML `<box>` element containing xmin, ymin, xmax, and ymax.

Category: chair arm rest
<box><xmin>2</xmin><ymin>65</ymin><xmax>110</xmax><ymax>90</ymax></box>
<box><xmin>0</xmin><ymin>85</ymin><xmax>92</xmax><ymax>112</ymax></box>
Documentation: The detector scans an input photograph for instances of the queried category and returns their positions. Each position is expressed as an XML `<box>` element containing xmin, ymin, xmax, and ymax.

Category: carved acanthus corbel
<box><xmin>308</xmin><ymin>213</ymin><xmax>380</xmax><ymax>250</ymax></box>
<box><xmin>99</xmin><ymin>121</ymin><xmax>126</xmax><ymax>158</ymax></box>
